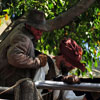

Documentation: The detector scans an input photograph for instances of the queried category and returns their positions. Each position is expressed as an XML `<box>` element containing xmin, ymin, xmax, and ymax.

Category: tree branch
<box><xmin>46</xmin><ymin>0</ymin><xmax>96</xmax><ymax>31</ymax></box>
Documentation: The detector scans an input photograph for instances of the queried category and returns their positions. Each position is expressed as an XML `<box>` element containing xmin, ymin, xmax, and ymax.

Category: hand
<box><xmin>53</xmin><ymin>75</ymin><xmax>64</xmax><ymax>81</ymax></box>
<box><xmin>62</xmin><ymin>75</ymin><xmax>80</xmax><ymax>84</ymax></box>
<box><xmin>37</xmin><ymin>54</ymin><xmax>47</xmax><ymax>67</ymax></box>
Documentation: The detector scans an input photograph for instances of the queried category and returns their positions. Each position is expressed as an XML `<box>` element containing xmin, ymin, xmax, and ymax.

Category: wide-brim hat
<box><xmin>24</xmin><ymin>9</ymin><xmax>48</xmax><ymax>31</ymax></box>
<box><xmin>59</xmin><ymin>38</ymin><xmax>86</xmax><ymax>72</ymax></box>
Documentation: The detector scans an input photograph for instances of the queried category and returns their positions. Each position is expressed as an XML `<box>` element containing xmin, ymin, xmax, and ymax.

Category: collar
<box><xmin>22</xmin><ymin>24</ymin><xmax>34</xmax><ymax>40</ymax></box>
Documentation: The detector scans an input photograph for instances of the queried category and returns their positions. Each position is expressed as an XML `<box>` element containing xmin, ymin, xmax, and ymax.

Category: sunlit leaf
<box><xmin>94</xmin><ymin>60</ymin><xmax>98</xmax><ymax>68</ymax></box>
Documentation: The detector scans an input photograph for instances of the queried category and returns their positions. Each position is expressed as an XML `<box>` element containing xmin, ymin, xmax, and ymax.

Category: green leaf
<box><xmin>86</xmin><ymin>66</ymin><xmax>92</xmax><ymax>72</ymax></box>
<box><xmin>3</xmin><ymin>9</ymin><xmax>10</xmax><ymax>14</ymax></box>
<box><xmin>89</xmin><ymin>73</ymin><xmax>93</xmax><ymax>79</ymax></box>
<box><xmin>94</xmin><ymin>60</ymin><xmax>98</xmax><ymax>68</ymax></box>
<box><xmin>97</xmin><ymin>52</ymin><xmax>100</xmax><ymax>57</ymax></box>
<box><xmin>48</xmin><ymin>3</ymin><xmax>54</xmax><ymax>9</ymax></box>
<box><xmin>88</xmin><ymin>60</ymin><xmax>92</xmax><ymax>69</ymax></box>
<box><xmin>59</xmin><ymin>0</ymin><xmax>64</xmax><ymax>6</ymax></box>
<box><xmin>80</xmin><ymin>60</ymin><xmax>87</xmax><ymax>64</ymax></box>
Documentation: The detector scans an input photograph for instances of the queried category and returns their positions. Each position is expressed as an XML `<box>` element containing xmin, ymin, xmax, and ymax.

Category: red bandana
<box><xmin>31</xmin><ymin>27</ymin><xmax>43</xmax><ymax>40</ymax></box>
<box><xmin>25</xmin><ymin>24</ymin><xmax>43</xmax><ymax>40</ymax></box>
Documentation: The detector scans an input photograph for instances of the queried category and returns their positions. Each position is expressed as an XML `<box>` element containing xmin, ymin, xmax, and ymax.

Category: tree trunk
<box><xmin>46</xmin><ymin>0</ymin><xmax>96</xmax><ymax>31</ymax></box>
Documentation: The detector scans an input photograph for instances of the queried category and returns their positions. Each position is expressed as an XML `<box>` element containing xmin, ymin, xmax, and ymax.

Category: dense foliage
<box><xmin>1</xmin><ymin>0</ymin><xmax>100</xmax><ymax>77</ymax></box>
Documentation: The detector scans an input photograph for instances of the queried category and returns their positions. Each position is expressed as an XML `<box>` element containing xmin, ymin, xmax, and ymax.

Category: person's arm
<box><xmin>7</xmin><ymin>34</ymin><xmax>41</xmax><ymax>69</ymax></box>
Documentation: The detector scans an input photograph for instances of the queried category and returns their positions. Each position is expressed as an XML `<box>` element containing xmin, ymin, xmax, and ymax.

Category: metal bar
<box><xmin>35</xmin><ymin>81</ymin><xmax>100</xmax><ymax>92</ymax></box>
<box><xmin>1</xmin><ymin>81</ymin><xmax>100</xmax><ymax>94</ymax></box>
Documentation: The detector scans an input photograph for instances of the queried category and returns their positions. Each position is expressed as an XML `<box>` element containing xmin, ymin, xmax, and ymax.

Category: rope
<box><xmin>0</xmin><ymin>78</ymin><xmax>44</xmax><ymax>100</ymax></box>
<box><xmin>0</xmin><ymin>78</ymin><xmax>31</xmax><ymax>95</ymax></box>
<box><xmin>42</xmin><ymin>91</ymin><xmax>52</xmax><ymax>97</ymax></box>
